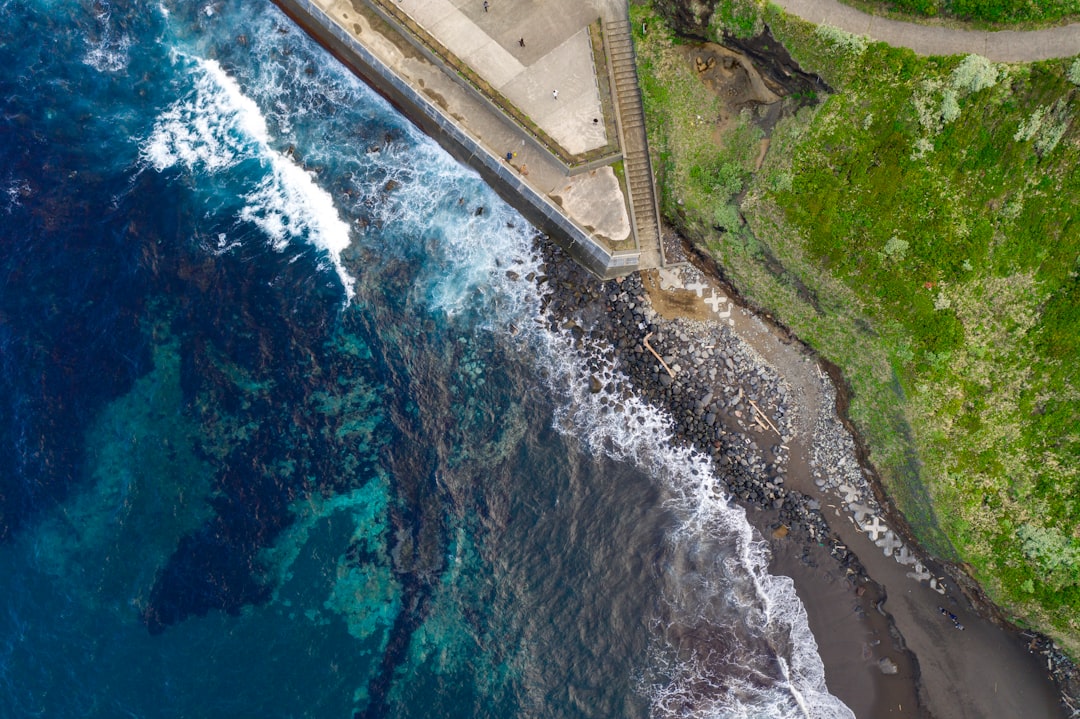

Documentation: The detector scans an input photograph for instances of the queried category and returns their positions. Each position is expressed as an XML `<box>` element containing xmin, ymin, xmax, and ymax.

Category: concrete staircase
<box><xmin>604</xmin><ymin>19</ymin><xmax>664</xmax><ymax>269</ymax></box>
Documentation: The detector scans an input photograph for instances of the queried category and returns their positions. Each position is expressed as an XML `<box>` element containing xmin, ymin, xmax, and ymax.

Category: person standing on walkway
<box><xmin>483</xmin><ymin>1</ymin><xmax>488</xmax><ymax>11</ymax></box>
<box><xmin>519</xmin><ymin>37</ymin><xmax>525</xmax><ymax>47</ymax></box>
<box><xmin>552</xmin><ymin>89</ymin><xmax>558</xmax><ymax>100</ymax></box>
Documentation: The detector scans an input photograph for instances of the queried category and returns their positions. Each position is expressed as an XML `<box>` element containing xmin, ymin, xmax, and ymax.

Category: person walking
<box><xmin>519</xmin><ymin>37</ymin><xmax>525</xmax><ymax>47</ymax></box>
<box><xmin>483</xmin><ymin>1</ymin><xmax>488</xmax><ymax>11</ymax></box>
<box><xmin>552</xmin><ymin>89</ymin><xmax>558</xmax><ymax>100</ymax></box>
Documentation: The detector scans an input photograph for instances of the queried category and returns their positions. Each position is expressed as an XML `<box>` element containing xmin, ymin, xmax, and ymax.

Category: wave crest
<box><xmin>141</xmin><ymin>54</ymin><xmax>355</xmax><ymax>300</ymax></box>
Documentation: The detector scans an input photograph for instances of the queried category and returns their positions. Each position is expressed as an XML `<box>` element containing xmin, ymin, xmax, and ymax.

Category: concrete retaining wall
<box><xmin>272</xmin><ymin>0</ymin><xmax>640</xmax><ymax>279</ymax></box>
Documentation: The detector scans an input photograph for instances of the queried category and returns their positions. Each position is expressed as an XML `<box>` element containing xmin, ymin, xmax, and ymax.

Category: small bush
<box><xmin>1015</xmin><ymin>99</ymin><xmax>1073</xmax><ymax>155</ymax></box>
<box><xmin>1068</xmin><ymin>58</ymin><xmax>1080</xmax><ymax>86</ymax></box>
<box><xmin>911</xmin><ymin>136</ymin><xmax>935</xmax><ymax>159</ymax></box>
<box><xmin>1034</xmin><ymin>116</ymin><xmax>1071</xmax><ymax>155</ymax></box>
<box><xmin>914</xmin><ymin>80</ymin><xmax>945</xmax><ymax>132</ymax></box>
<box><xmin>1014</xmin><ymin>106</ymin><xmax>1046</xmax><ymax>142</ymax></box>
<box><xmin>814</xmin><ymin>24</ymin><xmax>869</xmax><ymax>57</ymax></box>
<box><xmin>883</xmin><ymin>235</ymin><xmax>910</xmax><ymax>261</ymax></box>
<box><xmin>951</xmin><ymin>54</ymin><xmax>998</xmax><ymax>94</ymax></box>
<box><xmin>940</xmin><ymin>89</ymin><xmax>961</xmax><ymax>124</ymax></box>
<box><xmin>1019</xmin><ymin>524</ymin><xmax>1080</xmax><ymax>591</ymax></box>
<box><xmin>892</xmin><ymin>0</ymin><xmax>941</xmax><ymax>14</ymax></box>
<box><xmin>713</xmin><ymin>202</ymin><xmax>743</xmax><ymax>232</ymax></box>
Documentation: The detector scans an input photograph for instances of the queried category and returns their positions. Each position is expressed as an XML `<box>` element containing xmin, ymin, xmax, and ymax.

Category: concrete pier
<box><xmin>272</xmin><ymin>0</ymin><xmax>665</xmax><ymax>278</ymax></box>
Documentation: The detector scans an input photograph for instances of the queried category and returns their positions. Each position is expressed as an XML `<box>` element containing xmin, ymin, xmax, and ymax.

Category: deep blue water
<box><xmin>0</xmin><ymin>1</ymin><xmax>853</xmax><ymax>716</ymax></box>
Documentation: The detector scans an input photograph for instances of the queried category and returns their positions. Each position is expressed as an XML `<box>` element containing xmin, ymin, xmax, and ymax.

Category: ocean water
<box><xmin>0</xmin><ymin>1</ymin><xmax>853</xmax><ymax>717</ymax></box>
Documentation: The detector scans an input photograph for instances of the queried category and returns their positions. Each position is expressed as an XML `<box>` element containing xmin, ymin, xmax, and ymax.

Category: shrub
<box><xmin>713</xmin><ymin>202</ymin><xmax>743</xmax><ymax>232</ymax></box>
<box><xmin>813</xmin><ymin>24</ymin><xmax>869</xmax><ymax>57</ymax></box>
<box><xmin>950</xmin><ymin>54</ymin><xmax>998</xmax><ymax>94</ymax></box>
<box><xmin>882</xmin><ymin>235</ymin><xmax>910</xmax><ymax>261</ymax></box>
<box><xmin>1014</xmin><ymin>106</ymin><xmax>1046</xmax><ymax>141</ymax></box>
<box><xmin>1018</xmin><ymin>524</ymin><xmax>1080</xmax><ymax>590</ymax></box>
<box><xmin>940</xmin><ymin>88</ymin><xmax>961</xmax><ymax>124</ymax></box>
<box><xmin>1015</xmin><ymin>99</ymin><xmax>1073</xmax><ymax>155</ymax></box>
<box><xmin>1068</xmin><ymin>58</ymin><xmax>1080</xmax><ymax>86</ymax></box>
<box><xmin>911</xmin><ymin>136</ymin><xmax>935</xmax><ymax>159</ymax></box>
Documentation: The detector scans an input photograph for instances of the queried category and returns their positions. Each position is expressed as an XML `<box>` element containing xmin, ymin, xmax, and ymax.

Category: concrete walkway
<box><xmin>773</xmin><ymin>0</ymin><xmax>1080</xmax><ymax>60</ymax></box>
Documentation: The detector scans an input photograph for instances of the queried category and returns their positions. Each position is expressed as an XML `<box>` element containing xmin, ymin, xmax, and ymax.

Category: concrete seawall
<box><xmin>272</xmin><ymin>0</ymin><xmax>642</xmax><ymax>279</ymax></box>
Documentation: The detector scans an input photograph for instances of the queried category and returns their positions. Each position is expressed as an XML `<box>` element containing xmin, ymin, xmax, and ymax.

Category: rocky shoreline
<box><xmin>533</xmin><ymin>239</ymin><xmax>921</xmax><ymax>715</ymax></box>
<box><xmin>530</xmin><ymin>237</ymin><xmax>1080</xmax><ymax>717</ymax></box>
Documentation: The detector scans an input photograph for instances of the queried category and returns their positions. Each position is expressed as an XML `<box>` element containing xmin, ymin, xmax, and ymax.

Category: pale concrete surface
<box><xmin>499</xmin><ymin>29</ymin><xmax>606</xmax><ymax>155</ymax></box>
<box><xmin>550</xmin><ymin>166</ymin><xmax>631</xmax><ymax>241</ymax></box>
<box><xmin>774</xmin><ymin>0</ymin><xmax>1080</xmax><ymax>61</ymax></box>
<box><xmin>397</xmin><ymin>0</ymin><xmax>607</xmax><ymax>154</ymax></box>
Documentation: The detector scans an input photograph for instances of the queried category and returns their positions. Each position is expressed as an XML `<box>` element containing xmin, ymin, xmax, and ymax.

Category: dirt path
<box><xmin>772</xmin><ymin>0</ymin><xmax>1080</xmax><ymax>60</ymax></box>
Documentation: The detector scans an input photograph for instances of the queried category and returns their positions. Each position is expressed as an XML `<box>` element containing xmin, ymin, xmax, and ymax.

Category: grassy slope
<box><xmin>633</xmin><ymin>2</ymin><xmax>1080</xmax><ymax>653</ymax></box>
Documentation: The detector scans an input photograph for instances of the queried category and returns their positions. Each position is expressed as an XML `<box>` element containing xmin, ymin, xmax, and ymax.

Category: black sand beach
<box><xmin>536</xmin><ymin>239</ymin><xmax>1076</xmax><ymax>718</ymax></box>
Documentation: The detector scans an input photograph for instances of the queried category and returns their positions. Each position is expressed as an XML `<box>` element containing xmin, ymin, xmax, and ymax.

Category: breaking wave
<box><xmin>141</xmin><ymin>54</ymin><xmax>356</xmax><ymax>300</ymax></box>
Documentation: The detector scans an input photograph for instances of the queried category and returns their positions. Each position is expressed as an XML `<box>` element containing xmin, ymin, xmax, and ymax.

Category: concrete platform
<box><xmin>275</xmin><ymin>0</ymin><xmax>665</xmax><ymax>277</ymax></box>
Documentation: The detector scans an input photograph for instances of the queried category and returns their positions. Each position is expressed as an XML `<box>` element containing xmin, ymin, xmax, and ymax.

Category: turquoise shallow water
<box><xmin>0</xmin><ymin>1</ymin><xmax>852</xmax><ymax>716</ymax></box>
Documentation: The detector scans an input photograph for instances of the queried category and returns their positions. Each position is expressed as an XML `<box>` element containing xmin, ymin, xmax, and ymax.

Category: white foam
<box><xmin>141</xmin><ymin>55</ymin><xmax>355</xmax><ymax>300</ymax></box>
<box><xmin>520</xmin><ymin>317</ymin><xmax>854</xmax><ymax>719</ymax></box>
<box><xmin>82</xmin><ymin>3</ymin><xmax>132</xmax><ymax>73</ymax></box>
<box><xmin>4</xmin><ymin>179</ymin><xmax>30</xmax><ymax>213</ymax></box>
<box><xmin>83</xmin><ymin>32</ymin><xmax>132</xmax><ymax>74</ymax></box>
<box><xmin>342</xmin><ymin>136</ymin><xmax>541</xmax><ymax>320</ymax></box>
<box><xmin>141</xmin><ymin>56</ymin><xmax>268</xmax><ymax>173</ymax></box>
<box><xmin>407</xmin><ymin>174</ymin><xmax>851</xmax><ymax>714</ymax></box>
<box><xmin>238</xmin><ymin>150</ymin><xmax>356</xmax><ymax>302</ymax></box>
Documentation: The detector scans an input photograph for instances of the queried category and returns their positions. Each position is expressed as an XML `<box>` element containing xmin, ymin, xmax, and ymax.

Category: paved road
<box><xmin>773</xmin><ymin>0</ymin><xmax>1080</xmax><ymax>60</ymax></box>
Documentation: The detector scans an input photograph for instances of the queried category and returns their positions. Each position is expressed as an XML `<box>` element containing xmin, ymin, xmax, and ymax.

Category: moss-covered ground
<box><xmin>633</xmin><ymin>1</ymin><xmax>1080</xmax><ymax>654</ymax></box>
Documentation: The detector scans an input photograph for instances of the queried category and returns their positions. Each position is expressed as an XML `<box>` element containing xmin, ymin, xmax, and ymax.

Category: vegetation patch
<box><xmin>840</xmin><ymin>0</ymin><xmax>1080</xmax><ymax>26</ymax></box>
<box><xmin>633</xmin><ymin>7</ymin><xmax>769</xmax><ymax>248</ymax></box>
<box><xmin>635</xmin><ymin>0</ymin><xmax>1080</xmax><ymax>654</ymax></box>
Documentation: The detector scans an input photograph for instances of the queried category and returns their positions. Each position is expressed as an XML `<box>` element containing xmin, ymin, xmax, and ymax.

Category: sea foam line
<box><xmin>421</xmin><ymin>213</ymin><xmax>851</xmax><ymax>716</ymax></box>
<box><xmin>517</xmin><ymin>307</ymin><xmax>854</xmax><ymax>719</ymax></box>
<box><xmin>544</xmin><ymin>338</ymin><xmax>846</xmax><ymax>712</ymax></box>
<box><xmin>358</xmin><ymin>65</ymin><xmax>851</xmax><ymax>712</ymax></box>
<box><xmin>140</xmin><ymin>53</ymin><xmax>355</xmax><ymax>301</ymax></box>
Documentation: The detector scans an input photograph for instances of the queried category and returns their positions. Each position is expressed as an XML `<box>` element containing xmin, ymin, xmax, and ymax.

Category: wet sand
<box><xmin>763</xmin><ymin>515</ymin><xmax>920</xmax><ymax>717</ymax></box>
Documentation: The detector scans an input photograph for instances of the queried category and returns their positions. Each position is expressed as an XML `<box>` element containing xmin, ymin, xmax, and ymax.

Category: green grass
<box><xmin>842</xmin><ymin>0</ymin><xmax>1080</xmax><ymax>26</ymax></box>
<box><xmin>632</xmin><ymin>7</ymin><xmax>763</xmax><ymax>235</ymax></box>
<box><xmin>635</xmin><ymin>1</ymin><xmax>1080</xmax><ymax>655</ymax></box>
